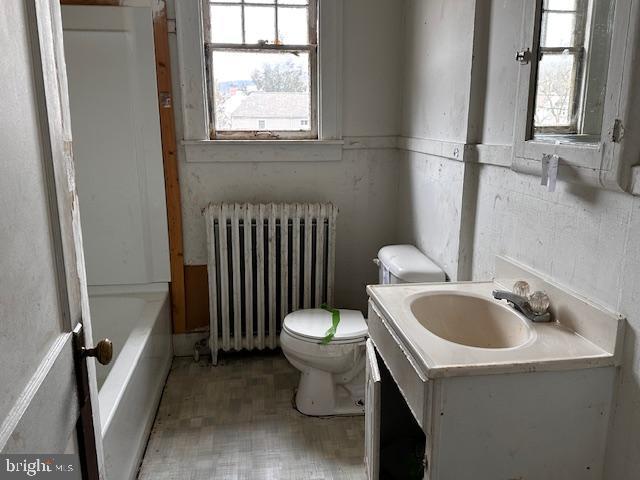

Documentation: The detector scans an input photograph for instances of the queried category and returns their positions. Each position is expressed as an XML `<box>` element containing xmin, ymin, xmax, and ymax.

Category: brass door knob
<box><xmin>83</xmin><ymin>339</ymin><xmax>113</xmax><ymax>365</ymax></box>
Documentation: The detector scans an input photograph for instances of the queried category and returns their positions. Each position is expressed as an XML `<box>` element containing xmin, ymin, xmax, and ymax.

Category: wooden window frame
<box><xmin>204</xmin><ymin>0</ymin><xmax>319</xmax><ymax>140</ymax></box>
<box><xmin>512</xmin><ymin>0</ymin><xmax>640</xmax><ymax>192</ymax></box>
<box><xmin>532</xmin><ymin>0</ymin><xmax>589</xmax><ymax>136</ymax></box>
<box><xmin>176</xmin><ymin>0</ymin><xmax>343</xmax><ymax>147</ymax></box>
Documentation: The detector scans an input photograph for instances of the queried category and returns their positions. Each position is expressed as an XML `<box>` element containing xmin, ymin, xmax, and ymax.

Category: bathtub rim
<box><xmin>88</xmin><ymin>283</ymin><xmax>170</xmax><ymax>434</ymax></box>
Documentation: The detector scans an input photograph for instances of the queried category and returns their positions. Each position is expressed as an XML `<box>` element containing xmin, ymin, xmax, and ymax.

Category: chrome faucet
<box><xmin>492</xmin><ymin>281</ymin><xmax>552</xmax><ymax>323</ymax></box>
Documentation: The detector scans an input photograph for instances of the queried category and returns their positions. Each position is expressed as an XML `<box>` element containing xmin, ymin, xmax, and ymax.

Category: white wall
<box><xmin>400</xmin><ymin>0</ymin><xmax>475</xmax><ymax>141</ymax></box>
<box><xmin>471</xmin><ymin>153</ymin><xmax>640</xmax><ymax>480</ymax></box>
<box><xmin>168</xmin><ymin>0</ymin><xmax>404</xmax><ymax>313</ymax></box>
<box><xmin>342</xmin><ymin>0</ymin><xmax>403</xmax><ymax>136</ymax></box>
<box><xmin>63</xmin><ymin>6</ymin><xmax>170</xmax><ymax>287</ymax></box>
<box><xmin>181</xmin><ymin>150</ymin><xmax>400</xmax><ymax>312</ymax></box>
<box><xmin>397</xmin><ymin>1</ymin><xmax>640</xmax><ymax>478</ymax></box>
<box><xmin>396</xmin><ymin>0</ymin><xmax>477</xmax><ymax>280</ymax></box>
<box><xmin>396</xmin><ymin>152</ymin><xmax>464</xmax><ymax>279</ymax></box>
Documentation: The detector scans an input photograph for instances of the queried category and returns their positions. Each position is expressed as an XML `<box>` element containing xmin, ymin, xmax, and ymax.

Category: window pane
<box><xmin>279</xmin><ymin>0</ymin><xmax>309</xmax><ymax>4</ymax></box>
<box><xmin>543</xmin><ymin>0</ymin><xmax>577</xmax><ymax>11</ymax></box>
<box><xmin>245</xmin><ymin>6</ymin><xmax>276</xmax><ymax>44</ymax></box>
<box><xmin>541</xmin><ymin>12</ymin><xmax>577</xmax><ymax>47</ymax></box>
<box><xmin>534</xmin><ymin>53</ymin><xmax>576</xmax><ymax>127</ymax></box>
<box><xmin>249</xmin><ymin>0</ymin><xmax>275</xmax><ymax>3</ymax></box>
<box><xmin>278</xmin><ymin>7</ymin><xmax>308</xmax><ymax>44</ymax></box>
<box><xmin>212</xmin><ymin>51</ymin><xmax>310</xmax><ymax>132</ymax></box>
<box><xmin>210</xmin><ymin>5</ymin><xmax>242</xmax><ymax>44</ymax></box>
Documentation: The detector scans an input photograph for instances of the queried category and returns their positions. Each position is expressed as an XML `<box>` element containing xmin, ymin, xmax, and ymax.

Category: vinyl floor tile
<box><xmin>137</xmin><ymin>354</ymin><xmax>366</xmax><ymax>480</ymax></box>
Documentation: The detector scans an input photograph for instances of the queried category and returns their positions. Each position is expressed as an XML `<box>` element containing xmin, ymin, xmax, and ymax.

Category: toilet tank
<box><xmin>377</xmin><ymin>245</ymin><xmax>446</xmax><ymax>284</ymax></box>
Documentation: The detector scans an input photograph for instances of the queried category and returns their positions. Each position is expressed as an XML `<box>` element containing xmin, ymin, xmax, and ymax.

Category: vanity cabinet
<box><xmin>364</xmin><ymin>340</ymin><xmax>381</xmax><ymax>480</ymax></box>
<box><xmin>365</xmin><ymin>300</ymin><xmax>617</xmax><ymax>480</ymax></box>
<box><xmin>365</xmin><ymin>337</ymin><xmax>427</xmax><ymax>480</ymax></box>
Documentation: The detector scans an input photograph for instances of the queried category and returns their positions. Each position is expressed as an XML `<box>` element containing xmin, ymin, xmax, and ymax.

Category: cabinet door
<box><xmin>365</xmin><ymin>339</ymin><xmax>382</xmax><ymax>480</ymax></box>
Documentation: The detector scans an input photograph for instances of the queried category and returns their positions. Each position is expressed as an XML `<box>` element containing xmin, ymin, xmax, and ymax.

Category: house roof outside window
<box><xmin>231</xmin><ymin>92</ymin><xmax>309</xmax><ymax>119</ymax></box>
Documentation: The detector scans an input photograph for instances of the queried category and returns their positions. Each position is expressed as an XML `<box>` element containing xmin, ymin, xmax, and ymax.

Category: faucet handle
<box><xmin>512</xmin><ymin>280</ymin><xmax>531</xmax><ymax>297</ymax></box>
<box><xmin>529</xmin><ymin>291</ymin><xmax>550</xmax><ymax>315</ymax></box>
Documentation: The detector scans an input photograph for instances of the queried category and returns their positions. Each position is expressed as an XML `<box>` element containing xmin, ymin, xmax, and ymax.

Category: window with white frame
<box><xmin>204</xmin><ymin>0</ymin><xmax>318</xmax><ymax>139</ymax></box>
<box><xmin>532</xmin><ymin>0</ymin><xmax>612</xmax><ymax>137</ymax></box>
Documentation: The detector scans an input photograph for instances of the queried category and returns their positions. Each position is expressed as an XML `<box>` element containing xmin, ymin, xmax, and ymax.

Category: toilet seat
<box><xmin>282</xmin><ymin>308</ymin><xmax>367</xmax><ymax>344</ymax></box>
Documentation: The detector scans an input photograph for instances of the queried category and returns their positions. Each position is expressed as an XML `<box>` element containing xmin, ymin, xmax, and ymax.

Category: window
<box><xmin>532</xmin><ymin>0</ymin><xmax>612</xmax><ymax>137</ymax></box>
<box><xmin>205</xmin><ymin>0</ymin><xmax>318</xmax><ymax>139</ymax></box>
<box><xmin>176</xmin><ymin>0</ymin><xmax>342</xmax><ymax>148</ymax></box>
<box><xmin>512</xmin><ymin>0</ymin><xmax>638</xmax><ymax>190</ymax></box>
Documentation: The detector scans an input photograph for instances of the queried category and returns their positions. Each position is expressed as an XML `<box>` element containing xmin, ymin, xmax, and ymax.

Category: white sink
<box><xmin>409</xmin><ymin>291</ymin><xmax>533</xmax><ymax>349</ymax></box>
<box><xmin>366</xmin><ymin>256</ymin><xmax>625</xmax><ymax>480</ymax></box>
<box><xmin>366</xmin><ymin>256</ymin><xmax>623</xmax><ymax>378</ymax></box>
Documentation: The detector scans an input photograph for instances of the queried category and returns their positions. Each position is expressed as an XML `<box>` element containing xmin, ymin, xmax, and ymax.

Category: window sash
<box><xmin>205</xmin><ymin>0</ymin><xmax>318</xmax><ymax>139</ymax></box>
<box><xmin>534</xmin><ymin>48</ymin><xmax>585</xmax><ymax>132</ymax></box>
<box><xmin>533</xmin><ymin>0</ymin><xmax>589</xmax><ymax>135</ymax></box>
<box><xmin>208</xmin><ymin>2</ymin><xmax>311</xmax><ymax>46</ymax></box>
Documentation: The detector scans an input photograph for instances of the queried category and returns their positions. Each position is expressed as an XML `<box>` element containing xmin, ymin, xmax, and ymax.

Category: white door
<box><xmin>0</xmin><ymin>0</ymin><xmax>105</xmax><ymax>478</ymax></box>
<box><xmin>365</xmin><ymin>339</ymin><xmax>382</xmax><ymax>480</ymax></box>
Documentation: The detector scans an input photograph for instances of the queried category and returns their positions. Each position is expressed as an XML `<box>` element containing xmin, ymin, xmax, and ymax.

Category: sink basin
<box><xmin>409</xmin><ymin>292</ymin><xmax>533</xmax><ymax>349</ymax></box>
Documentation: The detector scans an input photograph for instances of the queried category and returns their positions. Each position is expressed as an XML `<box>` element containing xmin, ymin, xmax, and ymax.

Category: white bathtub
<box><xmin>89</xmin><ymin>284</ymin><xmax>172</xmax><ymax>480</ymax></box>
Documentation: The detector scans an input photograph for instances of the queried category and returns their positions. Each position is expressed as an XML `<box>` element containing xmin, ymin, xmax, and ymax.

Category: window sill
<box><xmin>182</xmin><ymin>139</ymin><xmax>344</xmax><ymax>163</ymax></box>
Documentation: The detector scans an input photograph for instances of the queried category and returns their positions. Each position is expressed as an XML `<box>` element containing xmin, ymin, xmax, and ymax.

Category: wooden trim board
<box><xmin>152</xmin><ymin>1</ymin><xmax>187</xmax><ymax>333</ymax></box>
<box><xmin>59</xmin><ymin>0</ymin><xmax>187</xmax><ymax>333</ymax></box>
<box><xmin>185</xmin><ymin>265</ymin><xmax>209</xmax><ymax>332</ymax></box>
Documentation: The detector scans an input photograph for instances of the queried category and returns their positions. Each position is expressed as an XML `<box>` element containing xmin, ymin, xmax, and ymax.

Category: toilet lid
<box><xmin>283</xmin><ymin>309</ymin><xmax>367</xmax><ymax>342</ymax></box>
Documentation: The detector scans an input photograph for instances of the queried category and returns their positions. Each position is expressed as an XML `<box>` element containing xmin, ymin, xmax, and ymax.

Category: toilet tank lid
<box><xmin>378</xmin><ymin>245</ymin><xmax>445</xmax><ymax>283</ymax></box>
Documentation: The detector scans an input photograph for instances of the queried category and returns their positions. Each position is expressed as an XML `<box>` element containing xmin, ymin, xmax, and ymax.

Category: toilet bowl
<box><xmin>281</xmin><ymin>244</ymin><xmax>446</xmax><ymax>417</ymax></box>
<box><xmin>280</xmin><ymin>309</ymin><xmax>367</xmax><ymax>416</ymax></box>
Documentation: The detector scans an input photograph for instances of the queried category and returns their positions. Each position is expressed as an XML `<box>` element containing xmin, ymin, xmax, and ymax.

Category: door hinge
<box><xmin>610</xmin><ymin>119</ymin><xmax>625</xmax><ymax>143</ymax></box>
<box><xmin>159</xmin><ymin>92</ymin><xmax>172</xmax><ymax>109</ymax></box>
<box><xmin>515</xmin><ymin>48</ymin><xmax>532</xmax><ymax>65</ymax></box>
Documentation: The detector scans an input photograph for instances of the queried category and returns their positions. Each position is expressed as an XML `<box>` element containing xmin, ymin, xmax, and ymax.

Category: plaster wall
<box><xmin>469</xmin><ymin>0</ymin><xmax>521</xmax><ymax>145</ymax></box>
<box><xmin>342</xmin><ymin>0</ymin><xmax>403</xmax><ymax>136</ymax></box>
<box><xmin>396</xmin><ymin>0</ymin><xmax>476</xmax><ymax>280</ymax></box>
<box><xmin>396</xmin><ymin>152</ymin><xmax>464</xmax><ymax>279</ymax></box>
<box><xmin>400</xmin><ymin>0</ymin><xmax>475</xmax><ymax>141</ymax></box>
<box><xmin>181</xmin><ymin>150</ymin><xmax>400</xmax><ymax>313</ymax></box>
<box><xmin>470</xmin><ymin>163</ymin><xmax>640</xmax><ymax>480</ymax></box>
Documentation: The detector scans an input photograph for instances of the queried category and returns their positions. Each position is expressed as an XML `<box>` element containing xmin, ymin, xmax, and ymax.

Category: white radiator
<box><xmin>204</xmin><ymin>202</ymin><xmax>338</xmax><ymax>364</ymax></box>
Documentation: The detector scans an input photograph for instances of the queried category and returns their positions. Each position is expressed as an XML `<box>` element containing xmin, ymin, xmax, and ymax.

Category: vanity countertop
<box><xmin>366</xmin><ymin>257</ymin><xmax>625</xmax><ymax>379</ymax></box>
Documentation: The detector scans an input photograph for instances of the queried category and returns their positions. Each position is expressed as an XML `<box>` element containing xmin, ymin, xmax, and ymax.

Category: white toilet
<box><xmin>280</xmin><ymin>244</ymin><xmax>446</xmax><ymax>416</ymax></box>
